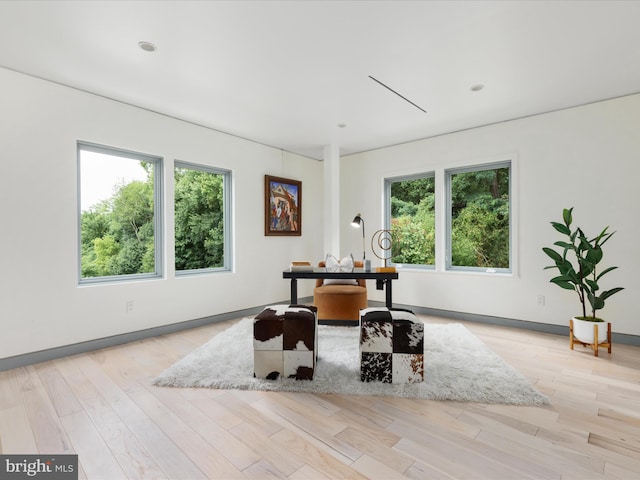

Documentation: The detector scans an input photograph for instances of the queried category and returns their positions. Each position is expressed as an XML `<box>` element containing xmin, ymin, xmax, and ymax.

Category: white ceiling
<box><xmin>2</xmin><ymin>0</ymin><xmax>640</xmax><ymax>160</ymax></box>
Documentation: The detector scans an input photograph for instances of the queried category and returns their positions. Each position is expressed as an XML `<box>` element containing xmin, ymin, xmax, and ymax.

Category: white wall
<box><xmin>340</xmin><ymin>94</ymin><xmax>640</xmax><ymax>336</ymax></box>
<box><xmin>0</xmin><ymin>68</ymin><xmax>324</xmax><ymax>359</ymax></box>
<box><xmin>2</xmin><ymin>66</ymin><xmax>638</xmax><ymax>362</ymax></box>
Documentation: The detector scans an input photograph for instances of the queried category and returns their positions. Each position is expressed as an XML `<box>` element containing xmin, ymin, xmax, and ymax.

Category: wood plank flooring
<box><xmin>1</xmin><ymin>314</ymin><xmax>639</xmax><ymax>479</ymax></box>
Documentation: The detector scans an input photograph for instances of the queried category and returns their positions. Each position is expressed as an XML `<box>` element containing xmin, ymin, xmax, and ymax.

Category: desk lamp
<box><xmin>351</xmin><ymin>214</ymin><xmax>369</xmax><ymax>270</ymax></box>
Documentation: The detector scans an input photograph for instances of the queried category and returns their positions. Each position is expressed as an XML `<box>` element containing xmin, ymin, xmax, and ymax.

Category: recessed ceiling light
<box><xmin>138</xmin><ymin>41</ymin><xmax>157</xmax><ymax>52</ymax></box>
<box><xmin>470</xmin><ymin>84</ymin><xmax>485</xmax><ymax>92</ymax></box>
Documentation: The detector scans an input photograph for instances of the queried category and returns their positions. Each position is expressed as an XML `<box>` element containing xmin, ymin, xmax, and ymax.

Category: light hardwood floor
<box><xmin>1</xmin><ymin>314</ymin><xmax>639</xmax><ymax>479</ymax></box>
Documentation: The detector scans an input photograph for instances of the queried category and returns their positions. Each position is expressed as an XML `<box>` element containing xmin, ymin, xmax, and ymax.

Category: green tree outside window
<box><xmin>80</xmin><ymin>154</ymin><xmax>157</xmax><ymax>279</ymax></box>
<box><xmin>174</xmin><ymin>166</ymin><xmax>226</xmax><ymax>271</ymax></box>
<box><xmin>449</xmin><ymin>165</ymin><xmax>510</xmax><ymax>269</ymax></box>
<box><xmin>389</xmin><ymin>176</ymin><xmax>435</xmax><ymax>265</ymax></box>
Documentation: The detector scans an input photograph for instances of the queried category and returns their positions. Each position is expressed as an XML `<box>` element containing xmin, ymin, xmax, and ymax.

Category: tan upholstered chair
<box><xmin>313</xmin><ymin>261</ymin><xmax>368</xmax><ymax>321</ymax></box>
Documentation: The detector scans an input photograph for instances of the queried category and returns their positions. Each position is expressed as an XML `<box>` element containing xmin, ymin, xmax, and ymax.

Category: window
<box><xmin>385</xmin><ymin>173</ymin><xmax>436</xmax><ymax>267</ymax></box>
<box><xmin>446</xmin><ymin>162</ymin><xmax>511</xmax><ymax>271</ymax></box>
<box><xmin>174</xmin><ymin>161</ymin><xmax>232</xmax><ymax>274</ymax></box>
<box><xmin>78</xmin><ymin>143</ymin><xmax>163</xmax><ymax>283</ymax></box>
<box><xmin>384</xmin><ymin>160</ymin><xmax>512</xmax><ymax>273</ymax></box>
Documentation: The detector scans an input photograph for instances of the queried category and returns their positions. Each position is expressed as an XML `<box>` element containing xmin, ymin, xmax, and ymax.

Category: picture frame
<box><xmin>265</xmin><ymin>175</ymin><xmax>302</xmax><ymax>236</ymax></box>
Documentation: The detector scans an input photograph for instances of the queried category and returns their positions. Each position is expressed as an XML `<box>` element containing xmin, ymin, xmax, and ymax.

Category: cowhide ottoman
<box><xmin>253</xmin><ymin>304</ymin><xmax>318</xmax><ymax>380</ymax></box>
<box><xmin>359</xmin><ymin>307</ymin><xmax>424</xmax><ymax>383</ymax></box>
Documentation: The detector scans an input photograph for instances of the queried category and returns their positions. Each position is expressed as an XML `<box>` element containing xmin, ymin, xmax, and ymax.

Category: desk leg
<box><xmin>290</xmin><ymin>278</ymin><xmax>298</xmax><ymax>305</ymax></box>
<box><xmin>386</xmin><ymin>279</ymin><xmax>393</xmax><ymax>308</ymax></box>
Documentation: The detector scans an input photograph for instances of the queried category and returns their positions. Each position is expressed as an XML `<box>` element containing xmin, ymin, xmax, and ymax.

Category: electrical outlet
<box><xmin>537</xmin><ymin>294</ymin><xmax>545</xmax><ymax>307</ymax></box>
<box><xmin>126</xmin><ymin>300</ymin><xmax>135</xmax><ymax>313</ymax></box>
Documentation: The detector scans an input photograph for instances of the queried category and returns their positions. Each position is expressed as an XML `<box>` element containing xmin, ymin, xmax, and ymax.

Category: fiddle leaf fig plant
<box><xmin>542</xmin><ymin>207</ymin><xmax>624</xmax><ymax>321</ymax></box>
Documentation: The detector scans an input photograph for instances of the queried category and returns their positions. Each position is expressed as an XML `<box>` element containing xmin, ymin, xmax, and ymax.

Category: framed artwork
<box><xmin>265</xmin><ymin>175</ymin><xmax>302</xmax><ymax>236</ymax></box>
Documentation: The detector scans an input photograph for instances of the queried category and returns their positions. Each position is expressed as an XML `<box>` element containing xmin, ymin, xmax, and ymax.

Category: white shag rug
<box><xmin>153</xmin><ymin>318</ymin><xmax>549</xmax><ymax>406</ymax></box>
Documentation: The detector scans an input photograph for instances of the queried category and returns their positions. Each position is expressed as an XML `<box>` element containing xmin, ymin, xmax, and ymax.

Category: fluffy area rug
<box><xmin>153</xmin><ymin>318</ymin><xmax>549</xmax><ymax>406</ymax></box>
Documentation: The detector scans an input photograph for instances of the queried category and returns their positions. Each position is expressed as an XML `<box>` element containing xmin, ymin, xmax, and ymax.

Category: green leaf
<box><xmin>542</xmin><ymin>247</ymin><xmax>563</xmax><ymax>263</ymax></box>
<box><xmin>562</xmin><ymin>207</ymin><xmax>573</xmax><ymax>227</ymax></box>
<box><xmin>577</xmin><ymin>231</ymin><xmax>591</xmax><ymax>251</ymax></box>
<box><xmin>557</xmin><ymin>260</ymin><xmax>576</xmax><ymax>277</ymax></box>
<box><xmin>596</xmin><ymin>230</ymin><xmax>615</xmax><ymax>248</ymax></box>
<box><xmin>583</xmin><ymin>266</ymin><xmax>595</xmax><ymax>278</ymax></box>
<box><xmin>550</xmin><ymin>276</ymin><xmax>576</xmax><ymax>290</ymax></box>
<box><xmin>591</xmin><ymin>226</ymin><xmax>611</xmax><ymax>245</ymax></box>
<box><xmin>557</xmin><ymin>257</ymin><xmax>576</xmax><ymax>271</ymax></box>
<box><xmin>570</xmin><ymin>230</ymin><xmax>578</xmax><ymax>243</ymax></box>
<box><xmin>551</xmin><ymin>222</ymin><xmax>571</xmax><ymax>236</ymax></box>
<box><xmin>591</xmin><ymin>296</ymin><xmax>605</xmax><ymax>311</ymax></box>
<box><xmin>585</xmin><ymin>246</ymin><xmax>603</xmax><ymax>265</ymax></box>
<box><xmin>584</xmin><ymin>279</ymin><xmax>598</xmax><ymax>291</ymax></box>
<box><xmin>600</xmin><ymin>287</ymin><xmax>624</xmax><ymax>300</ymax></box>
<box><xmin>553</xmin><ymin>241</ymin><xmax>574</xmax><ymax>250</ymax></box>
<box><xmin>596</xmin><ymin>266</ymin><xmax>618</xmax><ymax>280</ymax></box>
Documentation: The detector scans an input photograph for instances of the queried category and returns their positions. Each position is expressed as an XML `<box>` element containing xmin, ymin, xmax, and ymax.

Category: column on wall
<box><xmin>323</xmin><ymin>144</ymin><xmax>340</xmax><ymax>257</ymax></box>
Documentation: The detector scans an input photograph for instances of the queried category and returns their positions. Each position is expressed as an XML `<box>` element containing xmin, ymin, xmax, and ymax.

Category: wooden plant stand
<box><xmin>569</xmin><ymin>319</ymin><xmax>612</xmax><ymax>357</ymax></box>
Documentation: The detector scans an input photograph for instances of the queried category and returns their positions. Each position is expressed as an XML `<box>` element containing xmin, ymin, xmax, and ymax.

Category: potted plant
<box><xmin>542</xmin><ymin>207</ymin><xmax>624</xmax><ymax>348</ymax></box>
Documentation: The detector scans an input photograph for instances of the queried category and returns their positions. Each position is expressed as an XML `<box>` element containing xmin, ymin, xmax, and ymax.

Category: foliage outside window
<box><xmin>79</xmin><ymin>143</ymin><xmax>162</xmax><ymax>283</ymax></box>
<box><xmin>387</xmin><ymin>174</ymin><xmax>436</xmax><ymax>267</ymax></box>
<box><xmin>174</xmin><ymin>162</ymin><xmax>231</xmax><ymax>273</ymax></box>
<box><xmin>446</xmin><ymin>162</ymin><xmax>510</xmax><ymax>271</ymax></box>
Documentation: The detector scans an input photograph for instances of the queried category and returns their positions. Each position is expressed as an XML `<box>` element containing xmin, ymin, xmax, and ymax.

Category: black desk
<box><xmin>283</xmin><ymin>268</ymin><xmax>399</xmax><ymax>308</ymax></box>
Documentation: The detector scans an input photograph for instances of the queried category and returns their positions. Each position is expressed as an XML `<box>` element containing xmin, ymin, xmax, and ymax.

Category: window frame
<box><xmin>384</xmin><ymin>171</ymin><xmax>436</xmax><ymax>270</ymax></box>
<box><xmin>383</xmin><ymin>157</ymin><xmax>516</xmax><ymax>276</ymax></box>
<box><xmin>77</xmin><ymin>141</ymin><xmax>164</xmax><ymax>285</ymax></box>
<box><xmin>444</xmin><ymin>160</ymin><xmax>512</xmax><ymax>273</ymax></box>
<box><xmin>173</xmin><ymin>160</ymin><xmax>233</xmax><ymax>276</ymax></box>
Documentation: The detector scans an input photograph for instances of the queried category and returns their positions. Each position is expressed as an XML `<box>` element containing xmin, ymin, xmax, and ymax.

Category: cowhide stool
<box><xmin>359</xmin><ymin>307</ymin><xmax>424</xmax><ymax>383</ymax></box>
<box><xmin>253</xmin><ymin>304</ymin><xmax>318</xmax><ymax>380</ymax></box>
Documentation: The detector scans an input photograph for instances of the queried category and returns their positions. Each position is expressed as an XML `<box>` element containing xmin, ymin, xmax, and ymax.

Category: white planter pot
<box><xmin>571</xmin><ymin>317</ymin><xmax>609</xmax><ymax>344</ymax></box>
